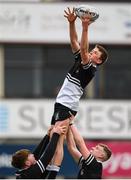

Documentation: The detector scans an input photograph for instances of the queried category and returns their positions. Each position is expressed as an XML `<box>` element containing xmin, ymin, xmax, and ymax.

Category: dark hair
<box><xmin>96</xmin><ymin>44</ymin><xmax>108</xmax><ymax>65</ymax></box>
<box><xmin>11</xmin><ymin>149</ymin><xmax>31</xmax><ymax>169</ymax></box>
<box><xmin>99</xmin><ymin>143</ymin><xmax>112</xmax><ymax>161</ymax></box>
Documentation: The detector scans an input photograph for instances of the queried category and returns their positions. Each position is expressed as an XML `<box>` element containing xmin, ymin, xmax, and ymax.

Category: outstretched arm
<box><xmin>33</xmin><ymin>126</ymin><xmax>53</xmax><ymax>160</ymax></box>
<box><xmin>66</xmin><ymin>127</ymin><xmax>82</xmax><ymax>163</ymax></box>
<box><xmin>64</xmin><ymin>7</ymin><xmax>80</xmax><ymax>53</ymax></box>
<box><xmin>44</xmin><ymin>134</ymin><xmax>65</xmax><ymax>179</ymax></box>
<box><xmin>80</xmin><ymin>17</ymin><xmax>92</xmax><ymax>64</ymax></box>
<box><xmin>70</xmin><ymin>124</ymin><xmax>90</xmax><ymax>160</ymax></box>
<box><xmin>52</xmin><ymin>134</ymin><xmax>65</xmax><ymax>166</ymax></box>
<box><xmin>38</xmin><ymin>125</ymin><xmax>66</xmax><ymax>168</ymax></box>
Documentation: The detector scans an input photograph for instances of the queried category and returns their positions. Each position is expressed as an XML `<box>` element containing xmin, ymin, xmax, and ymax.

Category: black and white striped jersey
<box><xmin>15</xmin><ymin>133</ymin><xmax>59</xmax><ymax>179</ymax></box>
<box><xmin>16</xmin><ymin>160</ymin><xmax>46</xmax><ymax>179</ymax></box>
<box><xmin>77</xmin><ymin>154</ymin><xmax>102</xmax><ymax>179</ymax></box>
<box><xmin>16</xmin><ymin>162</ymin><xmax>59</xmax><ymax>179</ymax></box>
<box><xmin>56</xmin><ymin>50</ymin><xmax>97</xmax><ymax>111</ymax></box>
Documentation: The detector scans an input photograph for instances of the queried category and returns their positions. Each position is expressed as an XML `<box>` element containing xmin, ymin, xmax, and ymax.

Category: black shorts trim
<box><xmin>51</xmin><ymin>103</ymin><xmax>77</xmax><ymax>125</ymax></box>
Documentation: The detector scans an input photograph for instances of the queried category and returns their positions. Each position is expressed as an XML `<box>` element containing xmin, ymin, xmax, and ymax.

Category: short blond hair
<box><xmin>99</xmin><ymin>143</ymin><xmax>112</xmax><ymax>161</ymax></box>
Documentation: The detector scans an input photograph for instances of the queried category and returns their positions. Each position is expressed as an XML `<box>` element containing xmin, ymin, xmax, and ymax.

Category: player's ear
<box><xmin>97</xmin><ymin>58</ymin><xmax>102</xmax><ymax>64</ymax></box>
<box><xmin>25</xmin><ymin>160</ymin><xmax>31</xmax><ymax>167</ymax></box>
<box><xmin>98</xmin><ymin>152</ymin><xmax>104</xmax><ymax>161</ymax></box>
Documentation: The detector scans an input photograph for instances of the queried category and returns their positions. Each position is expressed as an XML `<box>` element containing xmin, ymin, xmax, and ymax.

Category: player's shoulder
<box><xmin>84</xmin><ymin>154</ymin><xmax>102</xmax><ymax>167</ymax></box>
<box><xmin>79</xmin><ymin>154</ymin><xmax>95</xmax><ymax>166</ymax></box>
<box><xmin>84</xmin><ymin>153</ymin><xmax>95</xmax><ymax>164</ymax></box>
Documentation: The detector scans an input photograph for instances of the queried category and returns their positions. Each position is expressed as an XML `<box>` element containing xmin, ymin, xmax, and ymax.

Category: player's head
<box><xmin>90</xmin><ymin>143</ymin><xmax>112</xmax><ymax>162</ymax></box>
<box><xmin>89</xmin><ymin>44</ymin><xmax>108</xmax><ymax>65</ymax></box>
<box><xmin>11</xmin><ymin>149</ymin><xmax>36</xmax><ymax>169</ymax></box>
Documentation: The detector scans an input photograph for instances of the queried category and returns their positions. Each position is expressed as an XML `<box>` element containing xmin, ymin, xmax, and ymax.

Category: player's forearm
<box><xmin>67</xmin><ymin>128</ymin><xmax>82</xmax><ymax>162</ymax></box>
<box><xmin>52</xmin><ymin>135</ymin><xmax>64</xmax><ymax>166</ymax></box>
<box><xmin>33</xmin><ymin>134</ymin><xmax>50</xmax><ymax>160</ymax></box>
<box><xmin>70</xmin><ymin>125</ymin><xmax>90</xmax><ymax>159</ymax></box>
<box><xmin>69</xmin><ymin>22</ymin><xmax>79</xmax><ymax>51</ymax></box>
<box><xmin>80</xmin><ymin>27</ymin><xmax>89</xmax><ymax>54</ymax></box>
<box><xmin>67</xmin><ymin>129</ymin><xmax>76</xmax><ymax>153</ymax></box>
<box><xmin>40</xmin><ymin>133</ymin><xmax>60</xmax><ymax>168</ymax></box>
<box><xmin>66</xmin><ymin>128</ymin><xmax>76</xmax><ymax>150</ymax></box>
<box><xmin>70</xmin><ymin>125</ymin><xmax>85</xmax><ymax>147</ymax></box>
<box><xmin>69</xmin><ymin>22</ymin><xmax>78</xmax><ymax>42</ymax></box>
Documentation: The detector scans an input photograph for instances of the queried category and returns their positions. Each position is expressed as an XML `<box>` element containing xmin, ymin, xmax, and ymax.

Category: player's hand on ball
<box><xmin>81</xmin><ymin>16</ymin><xmax>92</xmax><ymax>26</ymax></box>
<box><xmin>74</xmin><ymin>4</ymin><xmax>99</xmax><ymax>23</ymax></box>
<box><xmin>64</xmin><ymin>7</ymin><xmax>77</xmax><ymax>23</ymax></box>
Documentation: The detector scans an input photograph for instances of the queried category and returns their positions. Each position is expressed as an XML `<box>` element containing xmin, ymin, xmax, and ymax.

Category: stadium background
<box><xmin>0</xmin><ymin>0</ymin><xmax>131</xmax><ymax>179</ymax></box>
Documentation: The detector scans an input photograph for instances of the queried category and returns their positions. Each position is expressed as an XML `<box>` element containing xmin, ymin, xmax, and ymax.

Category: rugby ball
<box><xmin>74</xmin><ymin>4</ymin><xmax>99</xmax><ymax>22</ymax></box>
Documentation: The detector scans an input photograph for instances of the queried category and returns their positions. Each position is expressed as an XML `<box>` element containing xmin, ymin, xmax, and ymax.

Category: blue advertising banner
<box><xmin>1</xmin><ymin>141</ymin><xmax>131</xmax><ymax>179</ymax></box>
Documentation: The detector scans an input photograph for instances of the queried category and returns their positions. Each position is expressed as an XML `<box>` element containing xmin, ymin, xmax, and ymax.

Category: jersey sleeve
<box><xmin>73</xmin><ymin>50</ymin><xmax>81</xmax><ymax>61</ymax></box>
<box><xmin>37</xmin><ymin>132</ymin><xmax>60</xmax><ymax>171</ymax></box>
<box><xmin>82</xmin><ymin>60</ymin><xmax>92</xmax><ymax>70</ymax></box>
<box><xmin>78</xmin><ymin>154</ymin><xmax>95</xmax><ymax>168</ymax></box>
<box><xmin>47</xmin><ymin>171</ymin><xmax>58</xmax><ymax>179</ymax></box>
<box><xmin>46</xmin><ymin>165</ymin><xmax>60</xmax><ymax>179</ymax></box>
<box><xmin>33</xmin><ymin>134</ymin><xmax>50</xmax><ymax>160</ymax></box>
<box><xmin>84</xmin><ymin>154</ymin><xmax>95</xmax><ymax>165</ymax></box>
<box><xmin>78</xmin><ymin>156</ymin><xmax>84</xmax><ymax>168</ymax></box>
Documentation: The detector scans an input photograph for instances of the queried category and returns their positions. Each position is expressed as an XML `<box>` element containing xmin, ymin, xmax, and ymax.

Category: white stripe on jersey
<box><xmin>37</xmin><ymin>160</ymin><xmax>45</xmax><ymax>173</ymax></box>
<box><xmin>85</xmin><ymin>154</ymin><xmax>93</xmax><ymax>163</ymax></box>
<box><xmin>46</xmin><ymin>165</ymin><xmax>60</xmax><ymax>172</ymax></box>
<box><xmin>67</xmin><ymin>73</ymin><xmax>80</xmax><ymax>85</ymax></box>
<box><xmin>66</xmin><ymin>73</ymin><xmax>83</xmax><ymax>92</ymax></box>
<box><xmin>78</xmin><ymin>156</ymin><xmax>84</xmax><ymax>167</ymax></box>
<box><xmin>74</xmin><ymin>49</ymin><xmax>80</xmax><ymax>56</ymax></box>
<box><xmin>83</xmin><ymin>61</ymin><xmax>92</xmax><ymax>69</ymax></box>
<box><xmin>85</xmin><ymin>154</ymin><xmax>94</xmax><ymax>165</ymax></box>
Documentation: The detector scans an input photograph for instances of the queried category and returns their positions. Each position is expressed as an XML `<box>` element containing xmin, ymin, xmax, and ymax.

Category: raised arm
<box><xmin>70</xmin><ymin>124</ymin><xmax>90</xmax><ymax>160</ymax></box>
<box><xmin>52</xmin><ymin>134</ymin><xmax>65</xmax><ymax>166</ymax></box>
<box><xmin>33</xmin><ymin>126</ymin><xmax>53</xmax><ymax>160</ymax></box>
<box><xmin>64</xmin><ymin>7</ymin><xmax>80</xmax><ymax>53</ymax></box>
<box><xmin>45</xmin><ymin>134</ymin><xmax>65</xmax><ymax>179</ymax></box>
<box><xmin>66</xmin><ymin>127</ymin><xmax>82</xmax><ymax>162</ymax></box>
<box><xmin>80</xmin><ymin>17</ymin><xmax>92</xmax><ymax>64</ymax></box>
